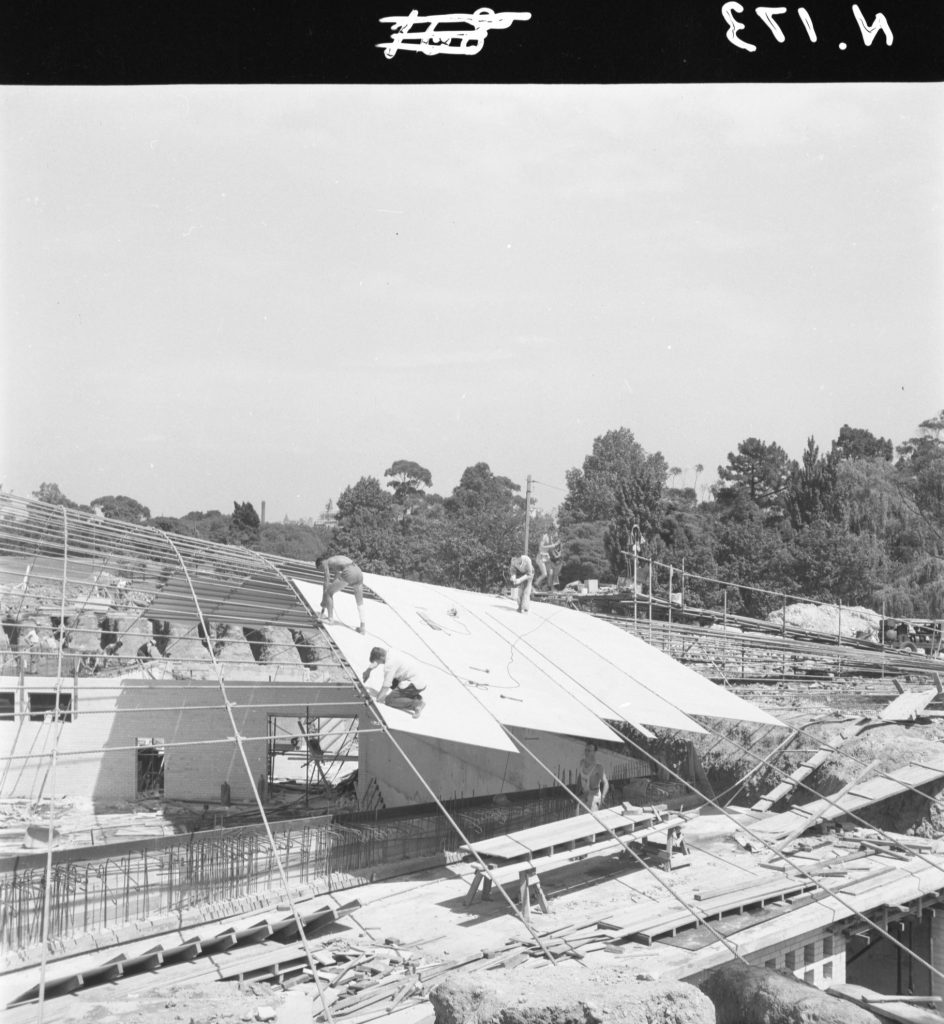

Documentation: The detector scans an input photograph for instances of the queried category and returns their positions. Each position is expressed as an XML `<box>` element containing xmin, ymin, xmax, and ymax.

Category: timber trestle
<box><xmin>460</xmin><ymin>805</ymin><xmax>691</xmax><ymax>921</ymax></box>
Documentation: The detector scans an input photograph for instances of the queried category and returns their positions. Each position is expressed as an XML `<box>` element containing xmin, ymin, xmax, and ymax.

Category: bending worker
<box><xmin>319</xmin><ymin>554</ymin><xmax>367</xmax><ymax>635</ymax></box>
<box><xmin>362</xmin><ymin>646</ymin><xmax>426</xmax><ymax>718</ymax></box>
<box><xmin>508</xmin><ymin>552</ymin><xmax>534</xmax><ymax>613</ymax></box>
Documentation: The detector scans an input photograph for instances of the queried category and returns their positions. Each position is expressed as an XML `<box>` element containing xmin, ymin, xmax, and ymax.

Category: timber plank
<box><xmin>829</xmin><ymin>984</ymin><xmax>944</xmax><ymax>1024</ymax></box>
<box><xmin>460</xmin><ymin>808</ymin><xmax>670</xmax><ymax>861</ymax></box>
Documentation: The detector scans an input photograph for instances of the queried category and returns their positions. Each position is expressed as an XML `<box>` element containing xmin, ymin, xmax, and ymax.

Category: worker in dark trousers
<box><xmin>362</xmin><ymin>646</ymin><xmax>427</xmax><ymax>718</ymax></box>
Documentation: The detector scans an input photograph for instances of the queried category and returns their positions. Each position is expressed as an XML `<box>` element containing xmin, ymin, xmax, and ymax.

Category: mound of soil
<box><xmin>767</xmin><ymin>603</ymin><xmax>880</xmax><ymax>638</ymax></box>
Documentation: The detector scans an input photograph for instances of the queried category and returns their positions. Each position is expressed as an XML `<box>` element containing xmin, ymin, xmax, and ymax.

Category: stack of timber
<box><xmin>6</xmin><ymin>900</ymin><xmax>362</xmax><ymax>1012</ymax></box>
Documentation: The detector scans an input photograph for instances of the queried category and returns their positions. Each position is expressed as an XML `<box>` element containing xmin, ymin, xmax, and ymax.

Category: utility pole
<box><xmin>631</xmin><ymin>524</ymin><xmax>642</xmax><ymax>625</ymax></box>
<box><xmin>523</xmin><ymin>474</ymin><xmax>533</xmax><ymax>555</ymax></box>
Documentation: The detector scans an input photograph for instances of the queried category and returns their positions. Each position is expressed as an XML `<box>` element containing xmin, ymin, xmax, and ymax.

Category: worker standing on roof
<box><xmin>577</xmin><ymin>742</ymin><xmax>609</xmax><ymax>812</ymax></box>
<box><xmin>319</xmin><ymin>555</ymin><xmax>367</xmax><ymax>635</ymax></box>
<box><xmin>547</xmin><ymin>530</ymin><xmax>563</xmax><ymax>591</ymax></box>
<box><xmin>534</xmin><ymin>531</ymin><xmax>552</xmax><ymax>591</ymax></box>
<box><xmin>362</xmin><ymin>646</ymin><xmax>426</xmax><ymax>718</ymax></box>
<box><xmin>508</xmin><ymin>552</ymin><xmax>534</xmax><ymax>613</ymax></box>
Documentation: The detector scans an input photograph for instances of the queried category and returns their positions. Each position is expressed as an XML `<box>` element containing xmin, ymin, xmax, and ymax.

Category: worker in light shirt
<box><xmin>362</xmin><ymin>646</ymin><xmax>427</xmax><ymax>718</ymax></box>
<box><xmin>508</xmin><ymin>553</ymin><xmax>534</xmax><ymax>613</ymax></box>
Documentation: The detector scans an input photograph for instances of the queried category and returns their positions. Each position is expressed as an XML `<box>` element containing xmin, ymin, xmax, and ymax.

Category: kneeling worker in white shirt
<box><xmin>362</xmin><ymin>646</ymin><xmax>427</xmax><ymax>718</ymax></box>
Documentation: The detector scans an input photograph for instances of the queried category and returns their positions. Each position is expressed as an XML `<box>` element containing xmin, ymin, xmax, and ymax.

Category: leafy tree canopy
<box><xmin>331</xmin><ymin>476</ymin><xmax>399</xmax><ymax>572</ymax></box>
<box><xmin>784</xmin><ymin>437</ymin><xmax>841</xmax><ymax>530</ymax></box>
<box><xmin>832</xmin><ymin>424</ymin><xmax>893</xmax><ymax>462</ymax></box>
<box><xmin>32</xmin><ymin>482</ymin><xmax>83</xmax><ymax>509</ymax></box>
<box><xmin>716</xmin><ymin>437</ymin><xmax>792</xmax><ymax>512</ymax></box>
<box><xmin>91</xmin><ymin>494</ymin><xmax>151</xmax><ymax>523</ymax></box>
<box><xmin>561</xmin><ymin>427</ymin><xmax>668</xmax><ymax>527</ymax></box>
<box><xmin>384</xmin><ymin>459</ymin><xmax>433</xmax><ymax>505</ymax></box>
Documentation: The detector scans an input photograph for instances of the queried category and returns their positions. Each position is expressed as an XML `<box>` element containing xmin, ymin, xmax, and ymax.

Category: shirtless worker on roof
<box><xmin>362</xmin><ymin>646</ymin><xmax>427</xmax><ymax>718</ymax></box>
<box><xmin>319</xmin><ymin>554</ymin><xmax>367</xmax><ymax>635</ymax></box>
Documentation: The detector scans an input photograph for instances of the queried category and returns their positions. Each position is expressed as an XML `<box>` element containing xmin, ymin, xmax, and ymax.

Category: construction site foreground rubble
<box><xmin>4</xmin><ymin>493</ymin><xmax>944</xmax><ymax>1024</ymax></box>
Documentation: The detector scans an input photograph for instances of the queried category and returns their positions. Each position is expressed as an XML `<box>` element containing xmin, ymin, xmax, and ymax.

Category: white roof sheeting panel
<box><xmin>441</xmin><ymin>587</ymin><xmax>699</xmax><ymax>733</ymax></box>
<box><xmin>531</xmin><ymin>603</ymin><xmax>783</xmax><ymax>726</ymax></box>
<box><xmin>293</xmin><ymin>572</ymin><xmax>782</xmax><ymax>740</ymax></box>
<box><xmin>291</xmin><ymin>578</ymin><xmax>517</xmax><ymax>752</ymax></box>
<box><xmin>385</xmin><ymin>579</ymin><xmax>782</xmax><ymax>730</ymax></box>
<box><xmin>360</xmin><ymin>574</ymin><xmax>627</xmax><ymax>743</ymax></box>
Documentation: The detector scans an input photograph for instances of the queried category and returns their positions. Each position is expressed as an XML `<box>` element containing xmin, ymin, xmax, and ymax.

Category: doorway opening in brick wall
<box><xmin>136</xmin><ymin>737</ymin><xmax>165</xmax><ymax>797</ymax></box>
<box><xmin>266</xmin><ymin>712</ymin><xmax>359</xmax><ymax>798</ymax></box>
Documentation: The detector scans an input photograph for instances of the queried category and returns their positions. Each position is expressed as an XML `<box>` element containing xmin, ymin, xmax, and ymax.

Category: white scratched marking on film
<box><xmin>378</xmin><ymin>8</ymin><xmax>532</xmax><ymax>58</ymax></box>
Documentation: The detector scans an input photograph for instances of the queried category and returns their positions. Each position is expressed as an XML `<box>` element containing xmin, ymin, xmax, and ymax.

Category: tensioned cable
<box><xmin>599</xmin><ymin>608</ymin><xmax>944</xmax><ymax>824</ymax></box>
<box><xmin>509</xmin><ymin>607</ymin><xmax>944</xmax><ymax>982</ymax></box>
<box><xmin>317</xmin><ymin>623</ymin><xmax>563</xmax><ymax>963</ymax></box>
<box><xmin>5</xmin><ymin>497</ymin><xmax>933</xmax><ymax>974</ymax></box>
<box><xmin>672</xmin><ymin>628</ymin><xmax>944</xmax><ymax>837</ymax></box>
<box><xmin>36</xmin><ymin>507</ymin><xmax>70</xmax><ymax>1024</ymax></box>
<box><xmin>0</xmin><ymin>729</ymin><xmax>386</xmax><ymax>765</ymax></box>
<box><xmin>452</xmin><ymin>595</ymin><xmax>753</xmax><ymax>963</ymax></box>
<box><xmin>158</xmin><ymin>531</ymin><xmax>336</xmax><ymax>1024</ymax></box>
<box><xmin>540</xmin><ymin>606</ymin><xmax>944</xmax><ymax>868</ymax></box>
<box><xmin>442</xmin><ymin>592</ymin><xmax>941</xmax><ymax>974</ymax></box>
<box><xmin>365</xmin><ymin>589</ymin><xmax>750</xmax><ymax>966</ymax></box>
<box><xmin>694</xmin><ymin>714</ymin><xmax>944</xmax><ymax>872</ymax></box>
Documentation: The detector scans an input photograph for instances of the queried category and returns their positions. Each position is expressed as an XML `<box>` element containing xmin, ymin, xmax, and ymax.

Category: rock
<box><xmin>255</xmin><ymin>1007</ymin><xmax>276</xmax><ymax>1022</ymax></box>
<box><xmin>430</xmin><ymin>967</ymin><xmax>714</xmax><ymax>1024</ymax></box>
<box><xmin>698</xmin><ymin>962</ymin><xmax>880</xmax><ymax>1024</ymax></box>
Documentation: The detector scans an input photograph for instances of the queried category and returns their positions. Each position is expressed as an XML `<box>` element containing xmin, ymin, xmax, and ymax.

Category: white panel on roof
<box><xmin>391</xmin><ymin>578</ymin><xmax>782</xmax><ymax>730</ymax></box>
<box><xmin>534</xmin><ymin>603</ymin><xmax>783</xmax><ymax>726</ymax></box>
<box><xmin>430</xmin><ymin>584</ymin><xmax>703</xmax><ymax>733</ymax></box>
<box><xmin>291</xmin><ymin>578</ymin><xmax>517</xmax><ymax>753</ymax></box>
<box><xmin>362</xmin><ymin>574</ymin><xmax>625</xmax><ymax>743</ymax></box>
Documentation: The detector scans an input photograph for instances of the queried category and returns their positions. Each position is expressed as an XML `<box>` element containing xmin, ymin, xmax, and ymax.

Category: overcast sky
<box><xmin>1</xmin><ymin>84</ymin><xmax>941</xmax><ymax>521</ymax></box>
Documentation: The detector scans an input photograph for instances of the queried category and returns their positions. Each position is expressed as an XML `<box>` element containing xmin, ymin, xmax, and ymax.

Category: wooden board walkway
<box><xmin>878</xmin><ymin>687</ymin><xmax>941</xmax><ymax>723</ymax></box>
<box><xmin>459</xmin><ymin>805</ymin><xmax>671</xmax><ymax>862</ymax></box>
<box><xmin>7</xmin><ymin>900</ymin><xmax>361</xmax><ymax>1008</ymax></box>
<box><xmin>463</xmin><ymin>816</ymin><xmax>689</xmax><ymax>921</ymax></box>
<box><xmin>829</xmin><ymin>983</ymin><xmax>944</xmax><ymax>1024</ymax></box>
<box><xmin>744</xmin><ymin>761</ymin><xmax>944</xmax><ymax>846</ymax></box>
<box><xmin>597</xmin><ymin>876</ymin><xmax>821</xmax><ymax>946</ymax></box>
<box><xmin>751</xmin><ymin>719</ymin><xmax>869</xmax><ymax>813</ymax></box>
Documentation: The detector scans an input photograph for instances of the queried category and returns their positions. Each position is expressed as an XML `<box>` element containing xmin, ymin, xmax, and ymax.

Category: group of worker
<box><xmin>316</xmin><ymin>528</ymin><xmax>565</xmax><ymax>721</ymax></box>
<box><xmin>507</xmin><ymin>529</ymin><xmax>563</xmax><ymax>613</ymax></box>
<box><xmin>316</xmin><ymin>554</ymin><xmax>427</xmax><ymax>719</ymax></box>
<box><xmin>317</xmin><ymin>548</ymin><xmax>611</xmax><ymax>814</ymax></box>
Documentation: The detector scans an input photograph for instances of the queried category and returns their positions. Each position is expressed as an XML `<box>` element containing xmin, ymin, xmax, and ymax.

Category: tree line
<box><xmin>29</xmin><ymin>410</ymin><xmax>944</xmax><ymax>618</ymax></box>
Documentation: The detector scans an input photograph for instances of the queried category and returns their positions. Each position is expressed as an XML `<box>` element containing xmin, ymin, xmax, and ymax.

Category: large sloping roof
<box><xmin>294</xmin><ymin>580</ymin><xmax>519</xmax><ymax>753</ymax></box>
<box><xmin>292</xmin><ymin>572</ymin><xmax>782</xmax><ymax>749</ymax></box>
